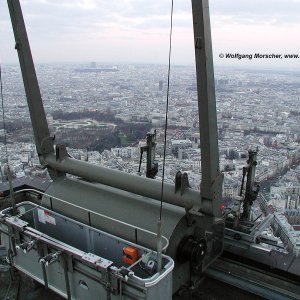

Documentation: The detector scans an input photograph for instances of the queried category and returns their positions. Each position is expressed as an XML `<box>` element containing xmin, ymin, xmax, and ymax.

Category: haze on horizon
<box><xmin>1</xmin><ymin>0</ymin><xmax>300</xmax><ymax>70</ymax></box>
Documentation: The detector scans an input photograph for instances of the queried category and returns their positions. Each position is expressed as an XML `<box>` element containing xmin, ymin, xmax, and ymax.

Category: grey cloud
<box><xmin>210</xmin><ymin>0</ymin><xmax>300</xmax><ymax>25</ymax></box>
<box><xmin>4</xmin><ymin>0</ymin><xmax>300</xmax><ymax>36</ymax></box>
<box><xmin>18</xmin><ymin>0</ymin><xmax>300</xmax><ymax>39</ymax></box>
<box><xmin>2</xmin><ymin>0</ymin><xmax>172</xmax><ymax>46</ymax></box>
<box><xmin>2</xmin><ymin>0</ymin><xmax>300</xmax><ymax>64</ymax></box>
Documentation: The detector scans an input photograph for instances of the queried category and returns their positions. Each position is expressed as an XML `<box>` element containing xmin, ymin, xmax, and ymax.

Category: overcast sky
<box><xmin>1</xmin><ymin>0</ymin><xmax>300</xmax><ymax>69</ymax></box>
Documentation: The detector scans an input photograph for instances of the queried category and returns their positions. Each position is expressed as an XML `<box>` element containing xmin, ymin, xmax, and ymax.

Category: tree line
<box><xmin>52</xmin><ymin>110</ymin><xmax>151</xmax><ymax>151</ymax></box>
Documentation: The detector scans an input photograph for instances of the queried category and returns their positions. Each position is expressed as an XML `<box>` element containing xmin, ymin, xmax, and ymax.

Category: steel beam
<box><xmin>45</xmin><ymin>153</ymin><xmax>201</xmax><ymax>209</ymax></box>
<box><xmin>206</xmin><ymin>258</ymin><xmax>300</xmax><ymax>300</ymax></box>
<box><xmin>7</xmin><ymin>0</ymin><xmax>221</xmax><ymax>215</ymax></box>
<box><xmin>7</xmin><ymin>0</ymin><xmax>53</xmax><ymax>157</ymax></box>
<box><xmin>192</xmin><ymin>0</ymin><xmax>223</xmax><ymax>216</ymax></box>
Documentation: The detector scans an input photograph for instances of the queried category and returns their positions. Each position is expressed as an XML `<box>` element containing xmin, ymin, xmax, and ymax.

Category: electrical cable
<box><xmin>156</xmin><ymin>0</ymin><xmax>174</xmax><ymax>272</ymax></box>
<box><xmin>0</xmin><ymin>64</ymin><xmax>16</xmax><ymax>215</ymax></box>
<box><xmin>0</xmin><ymin>64</ymin><xmax>8</xmax><ymax>156</ymax></box>
<box><xmin>3</xmin><ymin>279</ymin><xmax>12</xmax><ymax>300</ymax></box>
<box><xmin>159</xmin><ymin>0</ymin><xmax>174</xmax><ymax>220</ymax></box>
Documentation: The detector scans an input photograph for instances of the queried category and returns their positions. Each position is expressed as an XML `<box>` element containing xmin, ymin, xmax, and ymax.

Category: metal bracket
<box><xmin>41</xmin><ymin>136</ymin><xmax>55</xmax><ymax>156</ymax></box>
<box><xmin>81</xmin><ymin>252</ymin><xmax>113</xmax><ymax>270</ymax></box>
<box><xmin>5</xmin><ymin>216</ymin><xmax>28</xmax><ymax>231</ymax></box>
<box><xmin>200</xmin><ymin>171</ymin><xmax>224</xmax><ymax>216</ymax></box>
<box><xmin>195</xmin><ymin>37</ymin><xmax>202</xmax><ymax>49</ymax></box>
<box><xmin>61</xmin><ymin>253</ymin><xmax>72</xmax><ymax>300</ymax></box>
<box><xmin>55</xmin><ymin>144</ymin><xmax>70</xmax><ymax>162</ymax></box>
<box><xmin>211</xmin><ymin>172</ymin><xmax>224</xmax><ymax>200</ymax></box>
<box><xmin>39</xmin><ymin>250</ymin><xmax>62</xmax><ymax>267</ymax></box>
<box><xmin>16</xmin><ymin>240</ymin><xmax>36</xmax><ymax>254</ymax></box>
<box><xmin>36</xmin><ymin>241</ymin><xmax>48</xmax><ymax>288</ymax></box>
<box><xmin>185</xmin><ymin>209</ymin><xmax>194</xmax><ymax>226</ymax></box>
<box><xmin>15</xmin><ymin>42</ymin><xmax>20</xmax><ymax>51</ymax></box>
<box><xmin>175</xmin><ymin>171</ymin><xmax>190</xmax><ymax>195</ymax></box>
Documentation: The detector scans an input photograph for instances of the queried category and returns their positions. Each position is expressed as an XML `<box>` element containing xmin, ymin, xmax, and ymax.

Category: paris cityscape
<box><xmin>1</xmin><ymin>62</ymin><xmax>300</xmax><ymax>257</ymax></box>
<box><xmin>2</xmin><ymin>0</ymin><xmax>300</xmax><ymax>298</ymax></box>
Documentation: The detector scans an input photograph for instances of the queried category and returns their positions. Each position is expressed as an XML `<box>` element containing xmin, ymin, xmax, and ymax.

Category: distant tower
<box><xmin>159</xmin><ymin>80</ymin><xmax>163</xmax><ymax>91</ymax></box>
<box><xmin>90</xmin><ymin>62</ymin><xmax>96</xmax><ymax>68</ymax></box>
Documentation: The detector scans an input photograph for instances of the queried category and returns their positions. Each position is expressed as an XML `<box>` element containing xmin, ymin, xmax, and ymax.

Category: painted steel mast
<box><xmin>6</xmin><ymin>0</ymin><xmax>224</xmax><ymax>294</ymax></box>
<box><xmin>7</xmin><ymin>0</ymin><xmax>222</xmax><ymax>216</ymax></box>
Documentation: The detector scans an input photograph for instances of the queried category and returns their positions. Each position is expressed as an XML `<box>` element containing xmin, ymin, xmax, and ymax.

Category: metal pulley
<box><xmin>177</xmin><ymin>235</ymin><xmax>207</xmax><ymax>266</ymax></box>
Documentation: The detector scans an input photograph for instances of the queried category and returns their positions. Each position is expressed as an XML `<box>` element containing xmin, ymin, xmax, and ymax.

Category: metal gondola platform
<box><xmin>0</xmin><ymin>201</ymin><xmax>174</xmax><ymax>300</ymax></box>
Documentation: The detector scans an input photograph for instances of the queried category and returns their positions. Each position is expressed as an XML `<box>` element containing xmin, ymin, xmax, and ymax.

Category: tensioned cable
<box><xmin>156</xmin><ymin>0</ymin><xmax>174</xmax><ymax>272</ymax></box>
<box><xmin>159</xmin><ymin>0</ymin><xmax>174</xmax><ymax>221</ymax></box>
<box><xmin>0</xmin><ymin>64</ymin><xmax>8</xmax><ymax>156</ymax></box>
<box><xmin>0</xmin><ymin>63</ymin><xmax>17</xmax><ymax>215</ymax></box>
